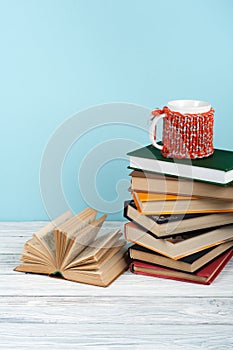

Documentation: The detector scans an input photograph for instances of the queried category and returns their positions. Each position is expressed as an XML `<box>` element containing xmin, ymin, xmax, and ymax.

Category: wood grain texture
<box><xmin>0</xmin><ymin>222</ymin><xmax>233</xmax><ymax>349</ymax></box>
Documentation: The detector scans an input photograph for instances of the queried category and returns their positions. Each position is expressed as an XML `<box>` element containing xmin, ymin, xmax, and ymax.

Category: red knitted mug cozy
<box><xmin>151</xmin><ymin>106</ymin><xmax>214</xmax><ymax>159</ymax></box>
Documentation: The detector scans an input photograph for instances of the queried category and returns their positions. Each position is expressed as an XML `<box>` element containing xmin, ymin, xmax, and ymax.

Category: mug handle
<box><xmin>149</xmin><ymin>113</ymin><xmax>166</xmax><ymax>150</ymax></box>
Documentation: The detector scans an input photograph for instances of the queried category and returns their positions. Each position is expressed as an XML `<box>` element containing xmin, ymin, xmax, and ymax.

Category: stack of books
<box><xmin>124</xmin><ymin>145</ymin><xmax>233</xmax><ymax>285</ymax></box>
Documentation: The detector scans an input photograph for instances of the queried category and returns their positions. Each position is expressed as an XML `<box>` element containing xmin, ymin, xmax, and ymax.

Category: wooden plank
<box><xmin>0</xmin><ymin>272</ymin><xmax>233</xmax><ymax>297</ymax></box>
<box><xmin>0</xmin><ymin>323</ymin><xmax>232</xmax><ymax>349</ymax></box>
<box><xmin>0</xmin><ymin>296</ymin><xmax>232</xmax><ymax>325</ymax></box>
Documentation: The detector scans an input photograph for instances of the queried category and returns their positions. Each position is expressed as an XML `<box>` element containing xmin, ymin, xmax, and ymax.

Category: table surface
<box><xmin>0</xmin><ymin>221</ymin><xmax>233</xmax><ymax>350</ymax></box>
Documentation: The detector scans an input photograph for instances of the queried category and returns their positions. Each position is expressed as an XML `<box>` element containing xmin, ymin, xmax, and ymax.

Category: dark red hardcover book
<box><xmin>130</xmin><ymin>249</ymin><xmax>233</xmax><ymax>285</ymax></box>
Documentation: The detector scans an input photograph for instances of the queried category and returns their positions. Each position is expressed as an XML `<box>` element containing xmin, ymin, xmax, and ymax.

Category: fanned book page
<box><xmin>15</xmin><ymin>209</ymin><xmax>129</xmax><ymax>287</ymax></box>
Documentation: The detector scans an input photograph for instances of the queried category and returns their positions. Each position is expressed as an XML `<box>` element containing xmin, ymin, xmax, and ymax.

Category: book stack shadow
<box><xmin>124</xmin><ymin>145</ymin><xmax>233</xmax><ymax>285</ymax></box>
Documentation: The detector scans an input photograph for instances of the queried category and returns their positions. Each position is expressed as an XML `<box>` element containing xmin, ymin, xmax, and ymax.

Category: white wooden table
<box><xmin>0</xmin><ymin>222</ymin><xmax>233</xmax><ymax>349</ymax></box>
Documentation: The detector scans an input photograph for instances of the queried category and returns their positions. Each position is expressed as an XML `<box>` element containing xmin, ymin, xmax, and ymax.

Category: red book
<box><xmin>130</xmin><ymin>249</ymin><xmax>233</xmax><ymax>285</ymax></box>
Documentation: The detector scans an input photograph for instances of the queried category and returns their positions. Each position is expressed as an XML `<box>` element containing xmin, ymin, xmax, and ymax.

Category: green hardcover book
<box><xmin>127</xmin><ymin>145</ymin><xmax>233</xmax><ymax>185</ymax></box>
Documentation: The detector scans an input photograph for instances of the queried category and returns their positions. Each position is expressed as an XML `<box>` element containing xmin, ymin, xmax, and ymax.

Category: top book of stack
<box><xmin>127</xmin><ymin>145</ymin><xmax>233</xmax><ymax>185</ymax></box>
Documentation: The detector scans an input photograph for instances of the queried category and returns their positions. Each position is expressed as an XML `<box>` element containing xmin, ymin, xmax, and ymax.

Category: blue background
<box><xmin>1</xmin><ymin>0</ymin><xmax>233</xmax><ymax>221</ymax></box>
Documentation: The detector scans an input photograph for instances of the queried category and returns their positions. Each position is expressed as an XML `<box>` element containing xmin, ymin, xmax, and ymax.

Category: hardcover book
<box><xmin>129</xmin><ymin>170</ymin><xmax>233</xmax><ymax>200</ymax></box>
<box><xmin>124</xmin><ymin>222</ymin><xmax>233</xmax><ymax>260</ymax></box>
<box><xmin>15</xmin><ymin>208</ymin><xmax>128</xmax><ymax>287</ymax></box>
<box><xmin>132</xmin><ymin>191</ymin><xmax>233</xmax><ymax>215</ymax></box>
<box><xmin>124</xmin><ymin>201</ymin><xmax>233</xmax><ymax>237</ymax></box>
<box><xmin>127</xmin><ymin>145</ymin><xmax>233</xmax><ymax>185</ymax></box>
<box><xmin>130</xmin><ymin>249</ymin><xmax>233</xmax><ymax>285</ymax></box>
<box><xmin>129</xmin><ymin>242</ymin><xmax>233</xmax><ymax>273</ymax></box>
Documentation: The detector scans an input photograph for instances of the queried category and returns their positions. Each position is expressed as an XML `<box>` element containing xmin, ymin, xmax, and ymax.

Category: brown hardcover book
<box><xmin>124</xmin><ymin>222</ymin><xmax>233</xmax><ymax>260</ymax></box>
<box><xmin>129</xmin><ymin>241</ymin><xmax>233</xmax><ymax>273</ymax></box>
<box><xmin>15</xmin><ymin>209</ymin><xmax>128</xmax><ymax>287</ymax></box>
<box><xmin>124</xmin><ymin>200</ymin><xmax>233</xmax><ymax>238</ymax></box>
<box><xmin>132</xmin><ymin>191</ymin><xmax>233</xmax><ymax>215</ymax></box>
<box><xmin>130</xmin><ymin>170</ymin><xmax>233</xmax><ymax>200</ymax></box>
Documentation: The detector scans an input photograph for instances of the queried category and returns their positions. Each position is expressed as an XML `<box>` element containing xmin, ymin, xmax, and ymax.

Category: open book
<box><xmin>15</xmin><ymin>208</ymin><xmax>128</xmax><ymax>287</ymax></box>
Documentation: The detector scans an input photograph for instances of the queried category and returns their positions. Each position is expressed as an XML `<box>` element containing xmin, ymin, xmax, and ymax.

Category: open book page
<box><xmin>61</xmin><ymin>208</ymin><xmax>98</xmax><ymax>253</ymax></box>
<box><xmin>21</xmin><ymin>251</ymin><xmax>51</xmax><ymax>265</ymax></box>
<box><xmin>33</xmin><ymin>211</ymin><xmax>73</xmax><ymax>267</ymax></box>
<box><xmin>54</xmin><ymin>208</ymin><xmax>98</xmax><ymax>268</ymax></box>
<box><xmin>25</xmin><ymin>238</ymin><xmax>53</xmax><ymax>264</ymax></box>
<box><xmin>14</xmin><ymin>262</ymin><xmax>55</xmax><ymax>275</ymax></box>
<box><xmin>34</xmin><ymin>211</ymin><xmax>72</xmax><ymax>241</ymax></box>
<box><xmin>54</xmin><ymin>230</ymin><xmax>67</xmax><ymax>269</ymax></box>
<box><xmin>36</xmin><ymin>232</ymin><xmax>57</xmax><ymax>266</ymax></box>
<box><xmin>64</xmin><ymin>230</ymin><xmax>124</xmax><ymax>269</ymax></box>
<box><xmin>15</xmin><ymin>237</ymin><xmax>58</xmax><ymax>273</ymax></box>
<box><xmin>60</xmin><ymin>214</ymin><xmax>107</xmax><ymax>270</ymax></box>
<box><xmin>23</xmin><ymin>237</ymin><xmax>58</xmax><ymax>269</ymax></box>
<box><xmin>62</xmin><ymin>247</ymin><xmax>128</xmax><ymax>287</ymax></box>
<box><xmin>57</xmin><ymin>208</ymin><xmax>97</xmax><ymax>236</ymax></box>
<box><xmin>66</xmin><ymin>241</ymin><xmax>125</xmax><ymax>270</ymax></box>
